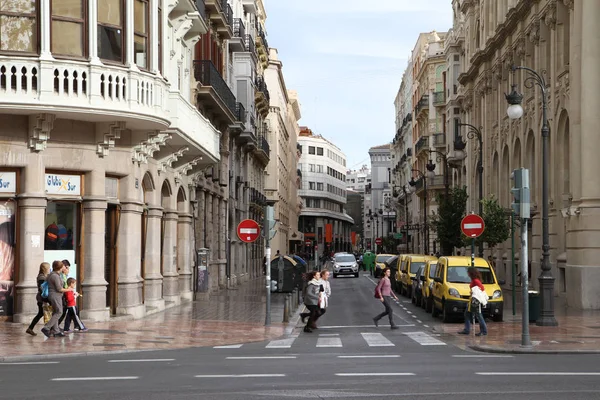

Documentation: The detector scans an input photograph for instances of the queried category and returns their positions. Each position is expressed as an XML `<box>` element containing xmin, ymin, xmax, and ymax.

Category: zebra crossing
<box><xmin>214</xmin><ymin>330</ymin><xmax>446</xmax><ymax>350</ymax></box>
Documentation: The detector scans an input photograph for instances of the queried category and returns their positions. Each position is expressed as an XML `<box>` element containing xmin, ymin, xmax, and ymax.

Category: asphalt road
<box><xmin>1</xmin><ymin>273</ymin><xmax>600</xmax><ymax>400</ymax></box>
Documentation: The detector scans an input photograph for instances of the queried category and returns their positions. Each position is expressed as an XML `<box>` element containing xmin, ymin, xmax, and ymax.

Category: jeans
<box><xmin>28</xmin><ymin>302</ymin><xmax>44</xmax><ymax>330</ymax></box>
<box><xmin>305</xmin><ymin>304</ymin><xmax>320</xmax><ymax>329</ymax></box>
<box><xmin>464</xmin><ymin>303</ymin><xmax>488</xmax><ymax>334</ymax></box>
<box><xmin>374</xmin><ymin>296</ymin><xmax>395</xmax><ymax>326</ymax></box>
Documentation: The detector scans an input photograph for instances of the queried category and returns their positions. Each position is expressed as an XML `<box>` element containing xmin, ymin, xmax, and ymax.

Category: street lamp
<box><xmin>505</xmin><ymin>64</ymin><xmax>557</xmax><ymax>327</ymax></box>
<box><xmin>409</xmin><ymin>169</ymin><xmax>428</xmax><ymax>255</ymax></box>
<box><xmin>426</xmin><ymin>150</ymin><xmax>450</xmax><ymax>199</ymax></box>
<box><xmin>455</xmin><ymin>120</ymin><xmax>484</xmax><ymax>257</ymax></box>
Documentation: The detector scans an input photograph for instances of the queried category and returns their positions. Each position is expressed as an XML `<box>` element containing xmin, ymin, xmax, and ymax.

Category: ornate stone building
<box><xmin>453</xmin><ymin>0</ymin><xmax>600</xmax><ymax>309</ymax></box>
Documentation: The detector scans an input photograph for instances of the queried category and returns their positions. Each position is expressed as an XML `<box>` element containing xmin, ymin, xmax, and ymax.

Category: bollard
<box><xmin>283</xmin><ymin>296</ymin><xmax>289</xmax><ymax>323</ymax></box>
<box><xmin>292</xmin><ymin>289</ymin><xmax>298</xmax><ymax>310</ymax></box>
<box><xmin>286</xmin><ymin>293</ymin><xmax>292</xmax><ymax>317</ymax></box>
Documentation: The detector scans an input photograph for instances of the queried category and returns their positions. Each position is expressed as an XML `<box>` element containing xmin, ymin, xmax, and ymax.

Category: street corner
<box><xmin>469</xmin><ymin>341</ymin><xmax>600</xmax><ymax>355</ymax></box>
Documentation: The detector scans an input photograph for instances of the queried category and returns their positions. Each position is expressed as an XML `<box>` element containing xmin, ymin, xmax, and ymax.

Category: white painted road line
<box><xmin>477</xmin><ymin>372</ymin><xmax>600</xmax><ymax>376</ymax></box>
<box><xmin>108</xmin><ymin>359</ymin><xmax>175</xmax><ymax>363</ymax></box>
<box><xmin>226</xmin><ymin>356</ymin><xmax>297</xmax><ymax>360</ymax></box>
<box><xmin>319</xmin><ymin>324</ymin><xmax>415</xmax><ymax>329</ymax></box>
<box><xmin>317</xmin><ymin>337</ymin><xmax>343</xmax><ymax>348</ymax></box>
<box><xmin>416</xmin><ymin>320</ymin><xmax>422</xmax><ymax>323</ymax></box>
<box><xmin>404</xmin><ymin>331</ymin><xmax>446</xmax><ymax>346</ymax></box>
<box><xmin>318</xmin><ymin>333</ymin><xmax>340</xmax><ymax>337</ymax></box>
<box><xmin>195</xmin><ymin>374</ymin><xmax>286</xmax><ymax>378</ymax></box>
<box><xmin>361</xmin><ymin>332</ymin><xmax>395</xmax><ymax>347</ymax></box>
<box><xmin>453</xmin><ymin>355</ymin><xmax>514</xmax><ymax>358</ymax></box>
<box><xmin>266</xmin><ymin>337</ymin><xmax>296</xmax><ymax>348</ymax></box>
<box><xmin>338</xmin><ymin>355</ymin><xmax>401</xmax><ymax>359</ymax></box>
<box><xmin>336</xmin><ymin>373</ymin><xmax>415</xmax><ymax>377</ymax></box>
<box><xmin>1</xmin><ymin>361</ymin><xmax>60</xmax><ymax>365</ymax></box>
<box><xmin>51</xmin><ymin>377</ymin><xmax>139</xmax><ymax>381</ymax></box>
<box><xmin>214</xmin><ymin>344</ymin><xmax>243</xmax><ymax>349</ymax></box>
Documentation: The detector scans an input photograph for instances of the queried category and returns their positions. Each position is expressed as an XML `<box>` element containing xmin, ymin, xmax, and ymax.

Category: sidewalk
<box><xmin>432</xmin><ymin>290</ymin><xmax>600</xmax><ymax>353</ymax></box>
<box><xmin>0</xmin><ymin>278</ymin><xmax>293</xmax><ymax>361</ymax></box>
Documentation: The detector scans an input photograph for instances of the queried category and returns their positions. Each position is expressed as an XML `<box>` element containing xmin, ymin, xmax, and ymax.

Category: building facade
<box><xmin>367</xmin><ymin>145</ymin><xmax>396</xmax><ymax>252</ymax></box>
<box><xmin>264</xmin><ymin>49</ymin><xmax>302</xmax><ymax>255</ymax></box>
<box><xmin>298</xmin><ymin>128</ymin><xmax>353</xmax><ymax>258</ymax></box>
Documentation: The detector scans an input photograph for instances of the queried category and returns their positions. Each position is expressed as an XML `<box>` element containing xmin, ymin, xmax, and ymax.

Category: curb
<box><xmin>0</xmin><ymin>348</ymin><xmax>157</xmax><ymax>363</ymax></box>
<box><xmin>469</xmin><ymin>344</ymin><xmax>600</xmax><ymax>355</ymax></box>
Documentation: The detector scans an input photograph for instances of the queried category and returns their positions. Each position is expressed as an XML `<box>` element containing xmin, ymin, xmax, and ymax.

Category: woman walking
<box><xmin>373</xmin><ymin>268</ymin><xmax>400</xmax><ymax>329</ymax></box>
<box><xmin>458</xmin><ymin>267</ymin><xmax>488</xmax><ymax>336</ymax></box>
<box><xmin>25</xmin><ymin>262</ymin><xmax>50</xmax><ymax>336</ymax></box>
<box><xmin>301</xmin><ymin>271</ymin><xmax>322</xmax><ymax>333</ymax></box>
<box><xmin>41</xmin><ymin>260</ymin><xmax>73</xmax><ymax>338</ymax></box>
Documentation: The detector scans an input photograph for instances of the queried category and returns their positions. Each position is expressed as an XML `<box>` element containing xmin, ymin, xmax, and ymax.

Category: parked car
<box><xmin>383</xmin><ymin>255</ymin><xmax>399</xmax><ymax>290</ymax></box>
<box><xmin>411</xmin><ymin>265</ymin><xmax>425</xmax><ymax>305</ymax></box>
<box><xmin>420</xmin><ymin>260</ymin><xmax>438</xmax><ymax>312</ymax></box>
<box><xmin>394</xmin><ymin>254</ymin><xmax>416</xmax><ymax>292</ymax></box>
<box><xmin>332</xmin><ymin>253</ymin><xmax>359</xmax><ymax>278</ymax></box>
<box><xmin>399</xmin><ymin>255</ymin><xmax>437</xmax><ymax>298</ymax></box>
<box><xmin>431</xmin><ymin>256</ymin><xmax>505</xmax><ymax>323</ymax></box>
<box><xmin>374</xmin><ymin>254</ymin><xmax>394</xmax><ymax>278</ymax></box>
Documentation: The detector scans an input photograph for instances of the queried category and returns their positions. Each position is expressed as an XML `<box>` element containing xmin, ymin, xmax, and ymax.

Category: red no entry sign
<box><xmin>375</xmin><ymin>237</ymin><xmax>383</xmax><ymax>245</ymax></box>
<box><xmin>305</xmin><ymin>240</ymin><xmax>312</xmax><ymax>246</ymax></box>
<box><xmin>461</xmin><ymin>214</ymin><xmax>485</xmax><ymax>238</ymax></box>
<box><xmin>237</xmin><ymin>219</ymin><xmax>260</xmax><ymax>243</ymax></box>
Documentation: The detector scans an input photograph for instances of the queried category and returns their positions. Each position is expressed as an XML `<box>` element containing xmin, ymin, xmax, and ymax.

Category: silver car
<box><xmin>332</xmin><ymin>254</ymin><xmax>359</xmax><ymax>278</ymax></box>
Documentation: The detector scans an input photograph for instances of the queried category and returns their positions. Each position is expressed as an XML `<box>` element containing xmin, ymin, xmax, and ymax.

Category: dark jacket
<box><xmin>35</xmin><ymin>273</ymin><xmax>47</xmax><ymax>304</ymax></box>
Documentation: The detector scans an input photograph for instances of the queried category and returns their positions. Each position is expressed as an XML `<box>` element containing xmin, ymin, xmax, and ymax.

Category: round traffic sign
<box><xmin>237</xmin><ymin>219</ymin><xmax>261</xmax><ymax>243</ymax></box>
<box><xmin>305</xmin><ymin>240</ymin><xmax>312</xmax><ymax>246</ymax></box>
<box><xmin>461</xmin><ymin>214</ymin><xmax>485</xmax><ymax>238</ymax></box>
<box><xmin>375</xmin><ymin>237</ymin><xmax>383</xmax><ymax>245</ymax></box>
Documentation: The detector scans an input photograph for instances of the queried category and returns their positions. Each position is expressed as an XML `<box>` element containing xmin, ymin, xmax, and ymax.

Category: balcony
<box><xmin>414</xmin><ymin>94</ymin><xmax>429</xmax><ymax>117</ymax></box>
<box><xmin>432</xmin><ymin>133</ymin><xmax>446</xmax><ymax>147</ymax></box>
<box><xmin>432</xmin><ymin>91</ymin><xmax>445</xmax><ymax>106</ymax></box>
<box><xmin>255</xmin><ymin>75</ymin><xmax>270</xmax><ymax>117</ymax></box>
<box><xmin>230</xmin><ymin>18</ymin><xmax>246</xmax><ymax>52</ymax></box>
<box><xmin>241</xmin><ymin>0</ymin><xmax>257</xmax><ymax>13</ymax></box>
<box><xmin>0</xmin><ymin>59</ymin><xmax>169</xmax><ymax>132</ymax></box>
<box><xmin>244</xmin><ymin>34</ymin><xmax>256</xmax><ymax>56</ymax></box>
<box><xmin>256</xmin><ymin>26</ymin><xmax>269</xmax><ymax>65</ymax></box>
<box><xmin>415</xmin><ymin>136</ymin><xmax>429</xmax><ymax>155</ymax></box>
<box><xmin>229</xmin><ymin>102</ymin><xmax>246</xmax><ymax>133</ymax></box>
<box><xmin>193</xmin><ymin>60</ymin><xmax>237</xmax><ymax>124</ymax></box>
<box><xmin>254</xmin><ymin>135</ymin><xmax>270</xmax><ymax>165</ymax></box>
<box><xmin>413</xmin><ymin>175</ymin><xmax>445</xmax><ymax>196</ymax></box>
<box><xmin>205</xmin><ymin>0</ymin><xmax>233</xmax><ymax>39</ymax></box>
<box><xmin>237</xmin><ymin>113</ymin><xmax>257</xmax><ymax>148</ymax></box>
<box><xmin>195</xmin><ymin>0</ymin><xmax>206</xmax><ymax>20</ymax></box>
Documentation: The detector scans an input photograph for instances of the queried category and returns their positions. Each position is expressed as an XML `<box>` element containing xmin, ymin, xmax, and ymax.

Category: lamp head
<box><xmin>505</xmin><ymin>84</ymin><xmax>524</xmax><ymax>120</ymax></box>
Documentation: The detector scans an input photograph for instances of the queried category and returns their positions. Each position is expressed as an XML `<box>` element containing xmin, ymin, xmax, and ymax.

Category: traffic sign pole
<box><xmin>461</xmin><ymin>214</ymin><xmax>485</xmax><ymax>266</ymax></box>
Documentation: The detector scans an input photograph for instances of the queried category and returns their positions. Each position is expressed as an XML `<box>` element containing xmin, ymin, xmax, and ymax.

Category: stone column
<box><xmin>117</xmin><ymin>198</ymin><xmax>145</xmax><ymax>319</ymax></box>
<box><xmin>162</xmin><ymin>209</ymin><xmax>180</xmax><ymax>305</ymax></box>
<box><xmin>219</xmin><ymin>197</ymin><xmax>227</xmax><ymax>288</ymax></box>
<box><xmin>178</xmin><ymin>211</ymin><xmax>193</xmax><ymax>301</ymax></box>
<box><xmin>125</xmin><ymin>0</ymin><xmax>136</xmax><ymax>69</ymax></box>
<box><xmin>206</xmin><ymin>193</ymin><xmax>213</xmax><ymax>256</ymax></box>
<box><xmin>88</xmin><ymin>0</ymin><xmax>100</xmax><ymax>64</ymax></box>
<box><xmin>197</xmin><ymin>189</ymin><xmax>206</xmax><ymax>248</ymax></box>
<box><xmin>81</xmin><ymin>168</ymin><xmax>109</xmax><ymax>321</ymax></box>
<box><xmin>39</xmin><ymin>0</ymin><xmax>52</xmax><ymax>60</ymax></box>
<box><xmin>144</xmin><ymin>205</ymin><xmax>164</xmax><ymax>311</ymax></box>
<box><xmin>13</xmin><ymin>157</ymin><xmax>46</xmax><ymax>323</ymax></box>
<box><xmin>567</xmin><ymin>0</ymin><xmax>600</xmax><ymax>308</ymax></box>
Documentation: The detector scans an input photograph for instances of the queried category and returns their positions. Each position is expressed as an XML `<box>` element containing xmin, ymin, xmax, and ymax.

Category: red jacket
<box><xmin>65</xmin><ymin>291</ymin><xmax>76</xmax><ymax>307</ymax></box>
<box><xmin>470</xmin><ymin>278</ymin><xmax>485</xmax><ymax>292</ymax></box>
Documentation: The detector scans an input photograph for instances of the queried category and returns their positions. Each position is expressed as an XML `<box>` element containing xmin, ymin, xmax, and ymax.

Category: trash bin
<box><xmin>528</xmin><ymin>290</ymin><xmax>540</xmax><ymax>322</ymax></box>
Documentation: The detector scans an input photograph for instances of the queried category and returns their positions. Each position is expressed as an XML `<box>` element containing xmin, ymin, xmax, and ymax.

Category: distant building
<box><xmin>346</xmin><ymin>165</ymin><xmax>371</xmax><ymax>192</ymax></box>
<box><xmin>367</xmin><ymin>144</ymin><xmax>396</xmax><ymax>252</ymax></box>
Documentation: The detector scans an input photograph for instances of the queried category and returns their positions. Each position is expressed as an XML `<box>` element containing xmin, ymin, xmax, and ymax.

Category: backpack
<box><xmin>40</xmin><ymin>281</ymin><xmax>49</xmax><ymax>299</ymax></box>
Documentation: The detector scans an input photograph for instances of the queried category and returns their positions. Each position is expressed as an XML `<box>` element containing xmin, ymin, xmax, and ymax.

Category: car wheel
<box><xmin>442</xmin><ymin>301</ymin><xmax>452</xmax><ymax>323</ymax></box>
<box><xmin>406</xmin><ymin>287</ymin><xmax>412</xmax><ymax>299</ymax></box>
<box><xmin>354</xmin><ymin>272</ymin><xmax>359</xmax><ymax>278</ymax></box>
<box><xmin>431</xmin><ymin>301</ymin><xmax>439</xmax><ymax>318</ymax></box>
<box><xmin>411</xmin><ymin>293</ymin><xmax>416</xmax><ymax>304</ymax></box>
<box><xmin>493</xmin><ymin>312</ymin><xmax>503</xmax><ymax>322</ymax></box>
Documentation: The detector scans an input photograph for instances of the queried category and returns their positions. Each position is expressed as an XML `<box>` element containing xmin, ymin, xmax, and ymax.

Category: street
<box><xmin>1</xmin><ymin>273</ymin><xmax>599</xmax><ymax>400</ymax></box>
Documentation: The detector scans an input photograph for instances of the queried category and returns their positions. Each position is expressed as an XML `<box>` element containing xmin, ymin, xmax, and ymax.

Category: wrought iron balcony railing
<box><xmin>256</xmin><ymin>75</ymin><xmax>270</xmax><ymax>102</ymax></box>
<box><xmin>244</xmin><ymin>34</ymin><xmax>256</xmax><ymax>54</ymax></box>
<box><xmin>415</xmin><ymin>95</ymin><xmax>429</xmax><ymax>115</ymax></box>
<box><xmin>220</xmin><ymin>0</ymin><xmax>233</xmax><ymax>27</ymax></box>
<box><xmin>259</xmin><ymin>27</ymin><xmax>269</xmax><ymax>49</ymax></box>
<box><xmin>196</xmin><ymin>0</ymin><xmax>206</xmax><ymax>19</ymax></box>
<box><xmin>432</xmin><ymin>133</ymin><xmax>446</xmax><ymax>147</ymax></box>
<box><xmin>235</xmin><ymin>102</ymin><xmax>246</xmax><ymax>123</ymax></box>
<box><xmin>415</xmin><ymin>135</ymin><xmax>429</xmax><ymax>154</ymax></box>
<box><xmin>233</xmin><ymin>18</ymin><xmax>245</xmax><ymax>38</ymax></box>
<box><xmin>260</xmin><ymin>136</ymin><xmax>270</xmax><ymax>157</ymax></box>
<box><xmin>193</xmin><ymin>60</ymin><xmax>237</xmax><ymax>117</ymax></box>
<box><xmin>432</xmin><ymin>91</ymin><xmax>445</xmax><ymax>105</ymax></box>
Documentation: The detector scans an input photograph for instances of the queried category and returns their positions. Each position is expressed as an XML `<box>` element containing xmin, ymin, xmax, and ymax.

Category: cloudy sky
<box><xmin>265</xmin><ymin>0</ymin><xmax>453</xmax><ymax>170</ymax></box>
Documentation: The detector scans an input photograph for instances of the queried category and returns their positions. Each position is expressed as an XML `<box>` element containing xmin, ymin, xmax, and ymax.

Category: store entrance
<box><xmin>44</xmin><ymin>201</ymin><xmax>80</xmax><ymax>293</ymax></box>
<box><xmin>104</xmin><ymin>204</ymin><xmax>119</xmax><ymax>315</ymax></box>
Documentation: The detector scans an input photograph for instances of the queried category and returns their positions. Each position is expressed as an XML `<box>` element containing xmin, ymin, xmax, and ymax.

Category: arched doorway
<box><xmin>492</xmin><ymin>152</ymin><xmax>499</xmax><ymax>198</ymax></box>
<box><xmin>139</xmin><ymin>172</ymin><xmax>155</xmax><ymax>306</ymax></box>
<box><xmin>501</xmin><ymin>145</ymin><xmax>510</xmax><ymax>206</ymax></box>
<box><xmin>160</xmin><ymin>179</ymin><xmax>172</xmax><ymax>280</ymax></box>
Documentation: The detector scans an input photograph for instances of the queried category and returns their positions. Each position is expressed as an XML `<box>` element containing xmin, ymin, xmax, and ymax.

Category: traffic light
<box><xmin>511</xmin><ymin>168</ymin><xmax>530</xmax><ymax>219</ymax></box>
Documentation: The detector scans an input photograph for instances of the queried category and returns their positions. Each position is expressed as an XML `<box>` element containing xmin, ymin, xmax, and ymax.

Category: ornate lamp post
<box><xmin>409</xmin><ymin>169</ymin><xmax>428</xmax><ymax>255</ymax></box>
<box><xmin>455</xmin><ymin>120</ymin><xmax>484</xmax><ymax>257</ymax></box>
<box><xmin>505</xmin><ymin>65</ymin><xmax>557</xmax><ymax>327</ymax></box>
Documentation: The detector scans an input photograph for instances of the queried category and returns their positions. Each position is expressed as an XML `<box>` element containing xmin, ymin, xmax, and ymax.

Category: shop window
<box><xmin>98</xmin><ymin>0</ymin><xmax>124</xmax><ymax>63</ymax></box>
<box><xmin>45</xmin><ymin>202</ymin><xmax>77</xmax><ymax>251</ymax></box>
<box><xmin>0</xmin><ymin>200</ymin><xmax>16</xmax><ymax>316</ymax></box>
<box><xmin>0</xmin><ymin>0</ymin><xmax>38</xmax><ymax>53</ymax></box>
<box><xmin>51</xmin><ymin>0</ymin><xmax>86</xmax><ymax>57</ymax></box>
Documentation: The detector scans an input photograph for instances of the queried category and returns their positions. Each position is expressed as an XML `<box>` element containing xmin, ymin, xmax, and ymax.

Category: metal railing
<box><xmin>415</xmin><ymin>95</ymin><xmax>429</xmax><ymax>115</ymax></box>
<box><xmin>259</xmin><ymin>27</ymin><xmax>269</xmax><ymax>49</ymax></box>
<box><xmin>432</xmin><ymin>133</ymin><xmax>446</xmax><ymax>146</ymax></box>
<box><xmin>260</xmin><ymin>136</ymin><xmax>270</xmax><ymax>157</ymax></box>
<box><xmin>220</xmin><ymin>0</ymin><xmax>233</xmax><ymax>27</ymax></box>
<box><xmin>235</xmin><ymin>102</ymin><xmax>246</xmax><ymax>122</ymax></box>
<box><xmin>256</xmin><ymin>75</ymin><xmax>270</xmax><ymax>102</ymax></box>
<box><xmin>415</xmin><ymin>136</ymin><xmax>429</xmax><ymax>154</ymax></box>
<box><xmin>193</xmin><ymin>60</ymin><xmax>237</xmax><ymax>117</ymax></box>
<box><xmin>233</xmin><ymin>18</ymin><xmax>245</xmax><ymax>38</ymax></box>
<box><xmin>432</xmin><ymin>91</ymin><xmax>445</xmax><ymax>105</ymax></box>
<box><xmin>244</xmin><ymin>34</ymin><xmax>255</xmax><ymax>54</ymax></box>
<box><xmin>196</xmin><ymin>0</ymin><xmax>206</xmax><ymax>19</ymax></box>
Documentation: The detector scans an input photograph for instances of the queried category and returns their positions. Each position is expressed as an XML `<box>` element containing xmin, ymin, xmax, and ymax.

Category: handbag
<box><xmin>42</xmin><ymin>304</ymin><xmax>53</xmax><ymax>323</ymax></box>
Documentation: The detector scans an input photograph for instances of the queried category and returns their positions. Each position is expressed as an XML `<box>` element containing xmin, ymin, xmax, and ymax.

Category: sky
<box><xmin>265</xmin><ymin>0</ymin><xmax>453</xmax><ymax>171</ymax></box>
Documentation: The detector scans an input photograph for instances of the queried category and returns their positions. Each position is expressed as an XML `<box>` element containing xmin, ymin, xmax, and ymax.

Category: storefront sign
<box><xmin>45</xmin><ymin>174</ymin><xmax>81</xmax><ymax>196</ymax></box>
<box><xmin>0</xmin><ymin>172</ymin><xmax>16</xmax><ymax>194</ymax></box>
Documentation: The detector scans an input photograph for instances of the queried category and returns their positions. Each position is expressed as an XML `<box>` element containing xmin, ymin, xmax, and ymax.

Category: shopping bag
<box><xmin>43</xmin><ymin>304</ymin><xmax>53</xmax><ymax>323</ymax></box>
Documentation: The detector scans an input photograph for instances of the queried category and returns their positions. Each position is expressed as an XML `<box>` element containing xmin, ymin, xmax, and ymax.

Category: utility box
<box><xmin>196</xmin><ymin>248</ymin><xmax>210</xmax><ymax>293</ymax></box>
<box><xmin>528</xmin><ymin>290</ymin><xmax>540</xmax><ymax>323</ymax></box>
<box><xmin>269</xmin><ymin>255</ymin><xmax>306</xmax><ymax>293</ymax></box>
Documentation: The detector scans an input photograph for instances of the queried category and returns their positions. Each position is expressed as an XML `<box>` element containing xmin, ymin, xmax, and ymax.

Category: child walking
<box><xmin>63</xmin><ymin>278</ymin><xmax>87</xmax><ymax>333</ymax></box>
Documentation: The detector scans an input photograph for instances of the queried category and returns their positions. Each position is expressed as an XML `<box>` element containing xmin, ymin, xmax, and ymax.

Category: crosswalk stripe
<box><xmin>214</xmin><ymin>344</ymin><xmax>243</xmax><ymax>349</ymax></box>
<box><xmin>403</xmin><ymin>331</ymin><xmax>446</xmax><ymax>346</ymax></box>
<box><xmin>361</xmin><ymin>333</ymin><xmax>395</xmax><ymax>347</ymax></box>
<box><xmin>316</xmin><ymin>337</ymin><xmax>343</xmax><ymax>348</ymax></box>
<box><xmin>266</xmin><ymin>337</ymin><xmax>297</xmax><ymax>348</ymax></box>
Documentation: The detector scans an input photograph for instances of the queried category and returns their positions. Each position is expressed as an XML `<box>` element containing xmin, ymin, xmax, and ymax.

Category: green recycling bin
<box><xmin>528</xmin><ymin>290</ymin><xmax>541</xmax><ymax>322</ymax></box>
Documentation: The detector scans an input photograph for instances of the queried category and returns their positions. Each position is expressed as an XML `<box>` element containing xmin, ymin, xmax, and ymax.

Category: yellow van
<box><xmin>431</xmin><ymin>256</ymin><xmax>504</xmax><ymax>323</ymax></box>
<box><xmin>419</xmin><ymin>259</ymin><xmax>438</xmax><ymax>312</ymax></box>
<box><xmin>394</xmin><ymin>254</ymin><xmax>415</xmax><ymax>292</ymax></box>
<box><xmin>399</xmin><ymin>255</ymin><xmax>437</xmax><ymax>298</ymax></box>
<box><xmin>374</xmin><ymin>254</ymin><xmax>394</xmax><ymax>278</ymax></box>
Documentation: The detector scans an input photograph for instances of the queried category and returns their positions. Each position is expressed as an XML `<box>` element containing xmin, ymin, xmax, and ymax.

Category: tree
<box><xmin>475</xmin><ymin>195</ymin><xmax>510</xmax><ymax>251</ymax></box>
<box><xmin>382</xmin><ymin>234</ymin><xmax>397</xmax><ymax>254</ymax></box>
<box><xmin>431</xmin><ymin>186</ymin><xmax>468</xmax><ymax>255</ymax></box>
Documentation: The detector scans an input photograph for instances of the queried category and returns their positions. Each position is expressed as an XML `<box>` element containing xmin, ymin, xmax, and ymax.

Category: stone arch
<box><xmin>176</xmin><ymin>186</ymin><xmax>187</xmax><ymax>213</ymax></box>
<box><xmin>161</xmin><ymin>178</ymin><xmax>173</xmax><ymax>208</ymax></box>
<box><xmin>513</xmin><ymin>137</ymin><xmax>522</xmax><ymax>169</ymax></box>
<box><xmin>556</xmin><ymin>110</ymin><xmax>570</xmax><ymax>206</ymax></box>
<box><xmin>142</xmin><ymin>171</ymin><xmax>155</xmax><ymax>205</ymax></box>
<box><xmin>501</xmin><ymin>145</ymin><xmax>510</xmax><ymax>206</ymax></box>
<box><xmin>525</xmin><ymin>130</ymin><xmax>536</xmax><ymax>203</ymax></box>
<box><xmin>492</xmin><ymin>151</ymin><xmax>499</xmax><ymax>197</ymax></box>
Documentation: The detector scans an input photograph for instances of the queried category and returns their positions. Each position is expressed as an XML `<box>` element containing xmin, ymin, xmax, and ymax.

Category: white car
<box><xmin>332</xmin><ymin>254</ymin><xmax>359</xmax><ymax>278</ymax></box>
